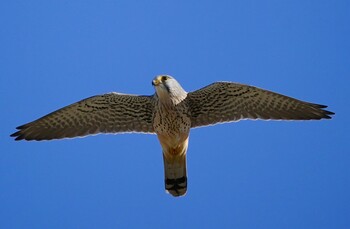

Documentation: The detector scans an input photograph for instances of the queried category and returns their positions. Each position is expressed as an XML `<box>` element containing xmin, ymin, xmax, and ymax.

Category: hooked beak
<box><xmin>152</xmin><ymin>77</ymin><xmax>162</xmax><ymax>86</ymax></box>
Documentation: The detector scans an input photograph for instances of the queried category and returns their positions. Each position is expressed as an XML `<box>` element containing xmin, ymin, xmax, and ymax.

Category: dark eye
<box><xmin>161</xmin><ymin>76</ymin><xmax>168</xmax><ymax>81</ymax></box>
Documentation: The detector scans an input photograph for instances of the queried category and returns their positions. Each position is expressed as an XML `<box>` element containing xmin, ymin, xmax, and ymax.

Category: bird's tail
<box><xmin>163</xmin><ymin>152</ymin><xmax>187</xmax><ymax>197</ymax></box>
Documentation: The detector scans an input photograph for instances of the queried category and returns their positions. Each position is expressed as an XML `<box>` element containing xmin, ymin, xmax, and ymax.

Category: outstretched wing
<box><xmin>11</xmin><ymin>93</ymin><xmax>155</xmax><ymax>141</ymax></box>
<box><xmin>187</xmin><ymin>82</ymin><xmax>334</xmax><ymax>128</ymax></box>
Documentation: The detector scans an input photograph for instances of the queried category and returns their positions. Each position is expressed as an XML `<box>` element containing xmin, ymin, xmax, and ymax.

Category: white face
<box><xmin>152</xmin><ymin>75</ymin><xmax>173</xmax><ymax>96</ymax></box>
<box><xmin>152</xmin><ymin>75</ymin><xmax>187</xmax><ymax>102</ymax></box>
<box><xmin>152</xmin><ymin>75</ymin><xmax>172</xmax><ymax>86</ymax></box>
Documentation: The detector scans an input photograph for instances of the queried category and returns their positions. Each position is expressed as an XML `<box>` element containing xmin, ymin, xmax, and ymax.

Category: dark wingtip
<box><xmin>323</xmin><ymin>111</ymin><xmax>335</xmax><ymax>119</ymax></box>
<box><xmin>316</xmin><ymin>104</ymin><xmax>328</xmax><ymax>109</ymax></box>
<box><xmin>313</xmin><ymin>104</ymin><xmax>335</xmax><ymax>119</ymax></box>
<box><xmin>15</xmin><ymin>124</ymin><xmax>27</xmax><ymax>130</ymax></box>
<box><xmin>10</xmin><ymin>133</ymin><xmax>17</xmax><ymax>138</ymax></box>
<box><xmin>11</xmin><ymin>124</ymin><xmax>30</xmax><ymax>140</ymax></box>
<box><xmin>10</xmin><ymin>131</ymin><xmax>25</xmax><ymax>141</ymax></box>
<box><xmin>323</xmin><ymin>108</ymin><xmax>335</xmax><ymax>119</ymax></box>
<box><xmin>325</xmin><ymin>111</ymin><xmax>335</xmax><ymax>119</ymax></box>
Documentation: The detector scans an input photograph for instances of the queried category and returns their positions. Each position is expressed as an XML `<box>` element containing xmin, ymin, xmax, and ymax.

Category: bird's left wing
<box><xmin>11</xmin><ymin>93</ymin><xmax>155</xmax><ymax>141</ymax></box>
<box><xmin>187</xmin><ymin>82</ymin><xmax>334</xmax><ymax>128</ymax></box>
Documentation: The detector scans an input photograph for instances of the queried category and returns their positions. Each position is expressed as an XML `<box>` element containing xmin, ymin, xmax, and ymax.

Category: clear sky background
<box><xmin>1</xmin><ymin>1</ymin><xmax>349</xmax><ymax>228</ymax></box>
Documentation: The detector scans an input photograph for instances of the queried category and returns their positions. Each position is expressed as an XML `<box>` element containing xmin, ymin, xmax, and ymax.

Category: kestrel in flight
<box><xmin>11</xmin><ymin>75</ymin><xmax>334</xmax><ymax>197</ymax></box>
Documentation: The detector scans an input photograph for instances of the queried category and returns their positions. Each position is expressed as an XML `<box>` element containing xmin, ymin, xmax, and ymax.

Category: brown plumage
<box><xmin>11</xmin><ymin>75</ymin><xmax>334</xmax><ymax>197</ymax></box>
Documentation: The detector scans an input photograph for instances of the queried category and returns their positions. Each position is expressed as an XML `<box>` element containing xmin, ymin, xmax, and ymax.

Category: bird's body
<box><xmin>152</xmin><ymin>76</ymin><xmax>191</xmax><ymax>196</ymax></box>
<box><xmin>11</xmin><ymin>75</ymin><xmax>334</xmax><ymax>197</ymax></box>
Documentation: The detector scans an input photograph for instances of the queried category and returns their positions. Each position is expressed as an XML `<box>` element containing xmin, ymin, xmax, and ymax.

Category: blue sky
<box><xmin>1</xmin><ymin>1</ymin><xmax>349</xmax><ymax>228</ymax></box>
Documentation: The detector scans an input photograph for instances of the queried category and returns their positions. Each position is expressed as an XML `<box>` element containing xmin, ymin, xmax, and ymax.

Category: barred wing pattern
<box><xmin>187</xmin><ymin>82</ymin><xmax>334</xmax><ymax>128</ymax></box>
<box><xmin>11</xmin><ymin>93</ymin><xmax>155</xmax><ymax>141</ymax></box>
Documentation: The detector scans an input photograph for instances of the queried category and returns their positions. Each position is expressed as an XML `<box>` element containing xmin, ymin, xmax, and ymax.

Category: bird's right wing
<box><xmin>187</xmin><ymin>82</ymin><xmax>334</xmax><ymax>128</ymax></box>
<box><xmin>11</xmin><ymin>93</ymin><xmax>156</xmax><ymax>141</ymax></box>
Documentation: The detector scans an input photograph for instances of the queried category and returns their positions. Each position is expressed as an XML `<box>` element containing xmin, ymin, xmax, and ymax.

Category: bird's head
<box><xmin>152</xmin><ymin>75</ymin><xmax>187</xmax><ymax>103</ymax></box>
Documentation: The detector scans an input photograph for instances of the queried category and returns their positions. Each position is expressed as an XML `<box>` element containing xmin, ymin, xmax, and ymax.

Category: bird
<box><xmin>11</xmin><ymin>75</ymin><xmax>334</xmax><ymax>197</ymax></box>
